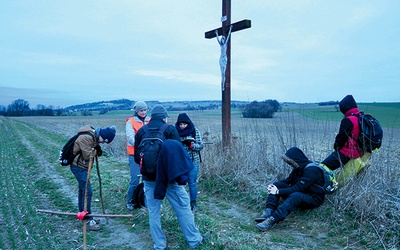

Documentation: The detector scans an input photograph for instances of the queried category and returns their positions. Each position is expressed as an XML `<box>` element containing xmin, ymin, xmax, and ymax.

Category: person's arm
<box><xmin>126</xmin><ymin>119</ymin><xmax>135</xmax><ymax>146</ymax></box>
<box><xmin>134</xmin><ymin>128</ymin><xmax>144</xmax><ymax>164</ymax></box>
<box><xmin>334</xmin><ymin>118</ymin><xmax>353</xmax><ymax>150</ymax></box>
<box><xmin>190</xmin><ymin>128</ymin><xmax>203</xmax><ymax>151</ymax></box>
<box><xmin>165</xmin><ymin>125</ymin><xmax>181</xmax><ymax>141</ymax></box>
<box><xmin>278</xmin><ymin>167</ymin><xmax>321</xmax><ymax>196</ymax></box>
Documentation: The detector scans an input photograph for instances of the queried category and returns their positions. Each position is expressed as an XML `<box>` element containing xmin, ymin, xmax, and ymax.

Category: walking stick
<box><xmin>95</xmin><ymin>155</ymin><xmax>108</xmax><ymax>224</ymax></box>
<box><xmin>83</xmin><ymin>149</ymin><xmax>95</xmax><ymax>250</ymax></box>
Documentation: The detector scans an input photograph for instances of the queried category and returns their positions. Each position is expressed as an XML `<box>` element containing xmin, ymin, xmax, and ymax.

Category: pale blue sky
<box><xmin>1</xmin><ymin>1</ymin><xmax>399</xmax><ymax>108</ymax></box>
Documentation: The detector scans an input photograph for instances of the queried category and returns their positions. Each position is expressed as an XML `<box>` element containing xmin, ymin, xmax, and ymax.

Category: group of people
<box><xmin>255</xmin><ymin>94</ymin><xmax>367</xmax><ymax>231</ymax></box>
<box><xmin>68</xmin><ymin>101</ymin><xmax>205</xmax><ymax>249</ymax></box>
<box><xmin>68</xmin><ymin>94</ymin><xmax>367</xmax><ymax>248</ymax></box>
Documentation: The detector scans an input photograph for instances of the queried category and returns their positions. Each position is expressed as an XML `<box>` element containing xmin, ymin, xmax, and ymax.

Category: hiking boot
<box><xmin>126</xmin><ymin>203</ymin><xmax>134</xmax><ymax>211</ymax></box>
<box><xmin>255</xmin><ymin>208</ymin><xmax>273</xmax><ymax>223</ymax></box>
<box><xmin>256</xmin><ymin>216</ymin><xmax>275</xmax><ymax>231</ymax></box>
<box><xmin>87</xmin><ymin>220</ymin><xmax>101</xmax><ymax>231</ymax></box>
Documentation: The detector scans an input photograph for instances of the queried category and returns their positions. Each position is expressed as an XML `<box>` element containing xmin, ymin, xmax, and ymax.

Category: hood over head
<box><xmin>282</xmin><ymin>147</ymin><xmax>311</xmax><ymax>169</ymax></box>
<box><xmin>175</xmin><ymin>113</ymin><xmax>195</xmax><ymax>137</ymax></box>
<box><xmin>339</xmin><ymin>95</ymin><xmax>358</xmax><ymax>115</ymax></box>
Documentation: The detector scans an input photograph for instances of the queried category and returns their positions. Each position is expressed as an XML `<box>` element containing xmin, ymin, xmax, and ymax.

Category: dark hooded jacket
<box><xmin>278</xmin><ymin>147</ymin><xmax>326</xmax><ymax>204</ymax></box>
<box><xmin>154</xmin><ymin>139</ymin><xmax>194</xmax><ymax>200</ymax></box>
<box><xmin>175</xmin><ymin>113</ymin><xmax>203</xmax><ymax>164</ymax></box>
<box><xmin>335</xmin><ymin>95</ymin><xmax>363</xmax><ymax>158</ymax></box>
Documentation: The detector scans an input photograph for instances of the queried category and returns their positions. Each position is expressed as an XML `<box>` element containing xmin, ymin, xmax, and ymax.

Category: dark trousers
<box><xmin>70</xmin><ymin>164</ymin><xmax>93</xmax><ymax>220</ymax></box>
<box><xmin>322</xmin><ymin>151</ymin><xmax>350</xmax><ymax>170</ymax></box>
<box><xmin>266</xmin><ymin>182</ymin><xmax>321</xmax><ymax>222</ymax></box>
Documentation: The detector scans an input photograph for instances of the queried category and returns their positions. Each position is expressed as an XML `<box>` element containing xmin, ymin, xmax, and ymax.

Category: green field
<box><xmin>282</xmin><ymin>102</ymin><xmax>400</xmax><ymax>128</ymax></box>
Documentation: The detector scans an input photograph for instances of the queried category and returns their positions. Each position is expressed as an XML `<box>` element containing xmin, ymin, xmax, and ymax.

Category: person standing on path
<box><xmin>125</xmin><ymin>101</ymin><xmax>150</xmax><ymax>210</ymax></box>
<box><xmin>175</xmin><ymin>113</ymin><xmax>204</xmax><ymax>212</ymax></box>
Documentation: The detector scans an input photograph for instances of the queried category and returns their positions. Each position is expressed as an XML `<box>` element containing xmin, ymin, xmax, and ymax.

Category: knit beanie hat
<box><xmin>133</xmin><ymin>101</ymin><xmax>147</xmax><ymax>112</ymax></box>
<box><xmin>151</xmin><ymin>105</ymin><xmax>169</xmax><ymax>119</ymax></box>
<box><xmin>99</xmin><ymin>126</ymin><xmax>116</xmax><ymax>143</ymax></box>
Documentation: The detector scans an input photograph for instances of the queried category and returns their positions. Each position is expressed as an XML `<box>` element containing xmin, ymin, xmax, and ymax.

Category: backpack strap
<box><xmin>159</xmin><ymin>123</ymin><xmax>169</xmax><ymax>133</ymax></box>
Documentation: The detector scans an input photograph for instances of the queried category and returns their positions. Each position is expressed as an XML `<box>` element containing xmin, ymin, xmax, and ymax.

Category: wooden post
<box><xmin>205</xmin><ymin>0</ymin><xmax>251</xmax><ymax>148</ymax></box>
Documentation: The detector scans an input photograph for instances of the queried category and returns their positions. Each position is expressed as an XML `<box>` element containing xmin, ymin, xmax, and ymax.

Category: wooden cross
<box><xmin>205</xmin><ymin>0</ymin><xmax>251</xmax><ymax>147</ymax></box>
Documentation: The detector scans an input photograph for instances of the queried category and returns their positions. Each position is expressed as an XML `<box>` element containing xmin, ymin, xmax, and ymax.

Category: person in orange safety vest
<box><xmin>125</xmin><ymin>101</ymin><xmax>150</xmax><ymax>210</ymax></box>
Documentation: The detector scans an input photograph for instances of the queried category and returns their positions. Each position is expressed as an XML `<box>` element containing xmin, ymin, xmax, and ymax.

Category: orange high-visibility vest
<box><xmin>126</xmin><ymin>116</ymin><xmax>149</xmax><ymax>155</ymax></box>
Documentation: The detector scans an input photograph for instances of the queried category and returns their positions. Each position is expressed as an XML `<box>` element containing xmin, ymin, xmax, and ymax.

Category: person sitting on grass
<box><xmin>255</xmin><ymin>147</ymin><xmax>326</xmax><ymax>231</ymax></box>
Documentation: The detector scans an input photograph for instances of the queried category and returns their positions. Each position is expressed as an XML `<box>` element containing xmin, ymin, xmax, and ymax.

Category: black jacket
<box><xmin>278</xmin><ymin>147</ymin><xmax>326</xmax><ymax>204</ymax></box>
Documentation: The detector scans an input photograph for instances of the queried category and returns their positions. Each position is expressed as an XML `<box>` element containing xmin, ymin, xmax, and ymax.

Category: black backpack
<box><xmin>59</xmin><ymin>131</ymin><xmax>94</xmax><ymax>166</ymax></box>
<box><xmin>136</xmin><ymin>124</ymin><xmax>169</xmax><ymax>178</ymax></box>
<box><xmin>356</xmin><ymin>113</ymin><xmax>383</xmax><ymax>153</ymax></box>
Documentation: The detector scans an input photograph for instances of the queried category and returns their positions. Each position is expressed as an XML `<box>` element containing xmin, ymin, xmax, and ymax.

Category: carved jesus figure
<box><xmin>215</xmin><ymin>25</ymin><xmax>233</xmax><ymax>91</ymax></box>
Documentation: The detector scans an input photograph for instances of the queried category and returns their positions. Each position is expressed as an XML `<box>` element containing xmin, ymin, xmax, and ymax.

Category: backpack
<box><xmin>356</xmin><ymin>113</ymin><xmax>383</xmax><ymax>153</ymax></box>
<box><xmin>59</xmin><ymin>131</ymin><xmax>94</xmax><ymax>166</ymax></box>
<box><xmin>136</xmin><ymin>124</ymin><xmax>169</xmax><ymax>178</ymax></box>
<box><xmin>305</xmin><ymin>162</ymin><xmax>338</xmax><ymax>194</ymax></box>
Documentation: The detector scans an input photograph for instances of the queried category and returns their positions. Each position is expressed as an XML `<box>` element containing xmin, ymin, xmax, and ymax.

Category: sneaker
<box><xmin>93</xmin><ymin>218</ymin><xmax>100</xmax><ymax>224</ymax></box>
<box><xmin>126</xmin><ymin>203</ymin><xmax>134</xmax><ymax>211</ymax></box>
<box><xmin>255</xmin><ymin>208</ymin><xmax>273</xmax><ymax>223</ymax></box>
<box><xmin>87</xmin><ymin>220</ymin><xmax>101</xmax><ymax>231</ymax></box>
<box><xmin>256</xmin><ymin>216</ymin><xmax>275</xmax><ymax>231</ymax></box>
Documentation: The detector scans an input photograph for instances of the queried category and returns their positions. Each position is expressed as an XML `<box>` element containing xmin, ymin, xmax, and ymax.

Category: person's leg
<box><xmin>322</xmin><ymin>151</ymin><xmax>350</xmax><ymax>170</ymax></box>
<box><xmin>255</xmin><ymin>182</ymin><xmax>289</xmax><ymax>222</ymax></box>
<box><xmin>126</xmin><ymin>156</ymin><xmax>141</xmax><ymax>208</ymax></box>
<box><xmin>166</xmin><ymin>183</ymin><xmax>203</xmax><ymax>249</ymax></box>
<box><xmin>71</xmin><ymin>165</ymin><xmax>93</xmax><ymax>214</ymax></box>
<box><xmin>71</xmin><ymin>164</ymin><xmax>99</xmax><ymax>230</ymax></box>
<box><xmin>144</xmin><ymin>180</ymin><xmax>166</xmax><ymax>250</ymax></box>
<box><xmin>188</xmin><ymin>162</ymin><xmax>199</xmax><ymax>210</ymax></box>
<box><xmin>273</xmin><ymin>192</ymin><xmax>319</xmax><ymax>222</ymax></box>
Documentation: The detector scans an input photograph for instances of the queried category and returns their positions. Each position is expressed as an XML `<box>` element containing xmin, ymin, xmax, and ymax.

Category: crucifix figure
<box><xmin>215</xmin><ymin>25</ymin><xmax>232</xmax><ymax>91</ymax></box>
<box><xmin>205</xmin><ymin>0</ymin><xmax>251</xmax><ymax>147</ymax></box>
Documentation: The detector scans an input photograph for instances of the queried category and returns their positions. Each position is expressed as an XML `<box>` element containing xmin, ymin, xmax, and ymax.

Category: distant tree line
<box><xmin>241</xmin><ymin>100</ymin><xmax>281</xmax><ymax>118</ymax></box>
<box><xmin>0</xmin><ymin>99</ymin><xmax>63</xmax><ymax>117</ymax></box>
<box><xmin>0</xmin><ymin>98</ymin><xmax>248</xmax><ymax>117</ymax></box>
<box><xmin>318</xmin><ymin>100</ymin><xmax>339</xmax><ymax>106</ymax></box>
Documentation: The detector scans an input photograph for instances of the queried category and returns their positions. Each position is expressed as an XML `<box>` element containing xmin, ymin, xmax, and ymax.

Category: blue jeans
<box><xmin>144</xmin><ymin>180</ymin><xmax>203</xmax><ymax>249</ymax></box>
<box><xmin>188</xmin><ymin>163</ymin><xmax>199</xmax><ymax>202</ymax></box>
<box><xmin>70</xmin><ymin>164</ymin><xmax>93</xmax><ymax>220</ymax></box>
<box><xmin>126</xmin><ymin>156</ymin><xmax>141</xmax><ymax>204</ymax></box>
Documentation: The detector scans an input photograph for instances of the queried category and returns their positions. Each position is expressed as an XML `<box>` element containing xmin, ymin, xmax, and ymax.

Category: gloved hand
<box><xmin>182</xmin><ymin>139</ymin><xmax>194</xmax><ymax>147</ymax></box>
<box><xmin>95</xmin><ymin>144</ymin><xmax>103</xmax><ymax>156</ymax></box>
<box><xmin>267</xmin><ymin>184</ymin><xmax>279</xmax><ymax>195</ymax></box>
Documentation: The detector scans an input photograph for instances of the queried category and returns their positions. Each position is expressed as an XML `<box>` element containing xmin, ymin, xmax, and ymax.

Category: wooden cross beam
<box><xmin>205</xmin><ymin>0</ymin><xmax>251</xmax><ymax>147</ymax></box>
<box><xmin>204</xmin><ymin>19</ymin><xmax>251</xmax><ymax>39</ymax></box>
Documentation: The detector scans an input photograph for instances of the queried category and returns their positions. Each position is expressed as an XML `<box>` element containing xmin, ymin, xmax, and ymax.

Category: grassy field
<box><xmin>0</xmin><ymin>103</ymin><xmax>399</xmax><ymax>249</ymax></box>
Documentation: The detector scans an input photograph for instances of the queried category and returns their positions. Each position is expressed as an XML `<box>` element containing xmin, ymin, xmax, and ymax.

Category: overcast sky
<box><xmin>1</xmin><ymin>1</ymin><xmax>399</xmax><ymax>108</ymax></box>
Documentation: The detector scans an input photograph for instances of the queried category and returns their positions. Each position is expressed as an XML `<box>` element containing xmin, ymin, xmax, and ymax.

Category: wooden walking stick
<box><xmin>95</xmin><ymin>155</ymin><xmax>108</xmax><ymax>224</ymax></box>
<box><xmin>83</xmin><ymin>148</ymin><xmax>95</xmax><ymax>250</ymax></box>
